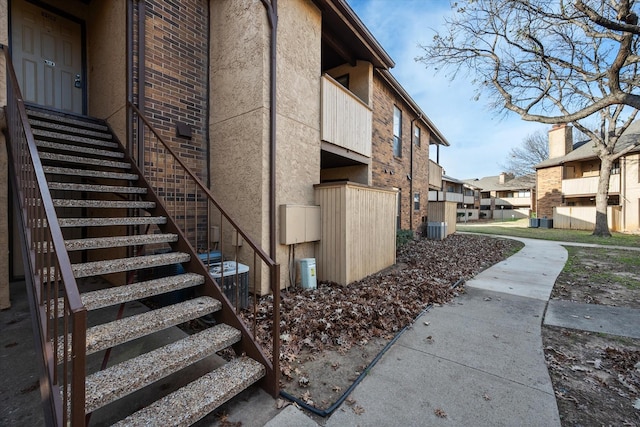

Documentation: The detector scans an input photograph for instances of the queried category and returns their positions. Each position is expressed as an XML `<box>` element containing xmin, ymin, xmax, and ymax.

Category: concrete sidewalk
<box><xmin>314</xmin><ymin>237</ymin><xmax>566</xmax><ymax>427</ymax></box>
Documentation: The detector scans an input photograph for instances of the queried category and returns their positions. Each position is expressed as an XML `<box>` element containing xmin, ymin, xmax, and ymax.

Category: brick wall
<box><xmin>537</xmin><ymin>166</ymin><xmax>563</xmax><ymax>218</ymax></box>
<box><xmin>371</xmin><ymin>74</ymin><xmax>430</xmax><ymax>232</ymax></box>
<box><xmin>135</xmin><ymin>0</ymin><xmax>209</xmax><ymax>181</ymax></box>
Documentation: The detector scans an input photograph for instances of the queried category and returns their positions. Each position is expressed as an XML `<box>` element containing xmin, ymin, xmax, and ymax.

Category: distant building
<box><xmin>535</xmin><ymin>123</ymin><xmax>640</xmax><ymax>231</ymax></box>
<box><xmin>464</xmin><ymin>173</ymin><xmax>536</xmax><ymax>220</ymax></box>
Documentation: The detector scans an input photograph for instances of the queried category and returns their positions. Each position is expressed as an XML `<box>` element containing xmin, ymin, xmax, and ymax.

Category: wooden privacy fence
<box><xmin>553</xmin><ymin>206</ymin><xmax>622</xmax><ymax>231</ymax></box>
<box><xmin>314</xmin><ymin>182</ymin><xmax>397</xmax><ymax>285</ymax></box>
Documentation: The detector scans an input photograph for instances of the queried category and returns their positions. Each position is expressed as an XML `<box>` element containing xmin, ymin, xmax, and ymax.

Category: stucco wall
<box><xmin>623</xmin><ymin>153</ymin><xmax>640</xmax><ymax>231</ymax></box>
<box><xmin>1</xmin><ymin>0</ymin><xmax>9</xmax><ymax>309</ymax></box>
<box><xmin>88</xmin><ymin>0</ymin><xmax>126</xmax><ymax>137</ymax></box>
<box><xmin>326</xmin><ymin>60</ymin><xmax>373</xmax><ymax>106</ymax></box>
<box><xmin>210</xmin><ymin>0</ymin><xmax>322</xmax><ymax>293</ymax></box>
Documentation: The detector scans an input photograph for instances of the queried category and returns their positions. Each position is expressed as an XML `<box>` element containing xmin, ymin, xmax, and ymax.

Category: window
<box><xmin>393</xmin><ymin>106</ymin><xmax>402</xmax><ymax>157</ymax></box>
<box><xmin>413</xmin><ymin>125</ymin><xmax>421</xmax><ymax>147</ymax></box>
<box><xmin>414</xmin><ymin>193</ymin><xmax>420</xmax><ymax>211</ymax></box>
<box><xmin>611</xmin><ymin>160</ymin><xmax>620</xmax><ymax>175</ymax></box>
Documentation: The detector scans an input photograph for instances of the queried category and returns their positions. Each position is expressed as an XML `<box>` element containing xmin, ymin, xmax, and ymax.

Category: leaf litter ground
<box><xmin>239</xmin><ymin>234</ymin><xmax>522</xmax><ymax>412</ymax></box>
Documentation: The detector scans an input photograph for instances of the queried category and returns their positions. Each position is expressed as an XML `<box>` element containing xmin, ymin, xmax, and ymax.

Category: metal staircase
<box><xmin>3</xmin><ymin>45</ymin><xmax>280</xmax><ymax>426</ymax></box>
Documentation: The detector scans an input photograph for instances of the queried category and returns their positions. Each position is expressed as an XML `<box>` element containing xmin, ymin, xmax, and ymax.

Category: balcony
<box><xmin>429</xmin><ymin>160</ymin><xmax>443</xmax><ymax>189</ymax></box>
<box><xmin>428</xmin><ymin>191</ymin><xmax>463</xmax><ymax>203</ymax></box>
<box><xmin>562</xmin><ymin>174</ymin><xmax>621</xmax><ymax>196</ymax></box>
<box><xmin>463</xmin><ymin>195</ymin><xmax>475</xmax><ymax>205</ymax></box>
<box><xmin>480</xmin><ymin>197</ymin><xmax>531</xmax><ymax>207</ymax></box>
<box><xmin>321</xmin><ymin>75</ymin><xmax>372</xmax><ymax>158</ymax></box>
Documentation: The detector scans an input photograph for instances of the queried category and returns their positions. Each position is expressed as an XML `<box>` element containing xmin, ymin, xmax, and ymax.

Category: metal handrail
<box><xmin>126</xmin><ymin>101</ymin><xmax>281</xmax><ymax>396</ymax></box>
<box><xmin>1</xmin><ymin>44</ymin><xmax>87</xmax><ymax>425</ymax></box>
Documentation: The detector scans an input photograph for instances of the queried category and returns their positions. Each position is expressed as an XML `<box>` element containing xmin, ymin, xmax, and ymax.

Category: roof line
<box><xmin>376</xmin><ymin>69</ymin><xmax>450</xmax><ymax>146</ymax></box>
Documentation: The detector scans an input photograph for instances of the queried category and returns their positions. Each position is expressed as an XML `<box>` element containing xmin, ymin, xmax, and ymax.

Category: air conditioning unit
<box><xmin>426</xmin><ymin>222</ymin><xmax>447</xmax><ymax>240</ymax></box>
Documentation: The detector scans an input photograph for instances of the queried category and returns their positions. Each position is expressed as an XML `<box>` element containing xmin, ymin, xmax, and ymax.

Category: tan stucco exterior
<box><xmin>622</xmin><ymin>153</ymin><xmax>640</xmax><ymax>230</ymax></box>
<box><xmin>88</xmin><ymin>0</ymin><xmax>126</xmax><ymax>137</ymax></box>
<box><xmin>210</xmin><ymin>0</ymin><xmax>322</xmax><ymax>293</ymax></box>
<box><xmin>1</xmin><ymin>0</ymin><xmax>9</xmax><ymax>309</ymax></box>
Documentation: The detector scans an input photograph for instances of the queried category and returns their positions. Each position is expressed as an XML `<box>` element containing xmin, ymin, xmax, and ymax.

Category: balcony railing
<box><xmin>321</xmin><ymin>74</ymin><xmax>372</xmax><ymax>158</ymax></box>
<box><xmin>562</xmin><ymin>175</ymin><xmax>621</xmax><ymax>196</ymax></box>
<box><xmin>463</xmin><ymin>195</ymin><xmax>475</xmax><ymax>205</ymax></box>
<box><xmin>480</xmin><ymin>196</ymin><xmax>531</xmax><ymax>207</ymax></box>
<box><xmin>429</xmin><ymin>160</ymin><xmax>443</xmax><ymax>189</ymax></box>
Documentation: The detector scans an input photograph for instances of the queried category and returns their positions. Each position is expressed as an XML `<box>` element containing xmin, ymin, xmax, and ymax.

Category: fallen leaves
<box><xmin>238</xmin><ymin>235</ymin><xmax>521</xmax><ymax>409</ymax></box>
<box><xmin>434</xmin><ymin>408</ymin><xmax>447</xmax><ymax>418</ymax></box>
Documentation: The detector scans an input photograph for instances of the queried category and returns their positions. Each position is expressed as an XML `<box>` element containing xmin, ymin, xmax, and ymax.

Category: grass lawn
<box><xmin>457</xmin><ymin>218</ymin><xmax>640</xmax><ymax>247</ymax></box>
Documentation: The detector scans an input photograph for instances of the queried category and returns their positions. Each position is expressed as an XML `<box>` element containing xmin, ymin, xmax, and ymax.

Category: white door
<box><xmin>11</xmin><ymin>0</ymin><xmax>83</xmax><ymax>114</ymax></box>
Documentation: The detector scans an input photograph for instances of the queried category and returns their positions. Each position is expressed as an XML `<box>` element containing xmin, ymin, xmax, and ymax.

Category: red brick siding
<box><xmin>371</xmin><ymin>75</ymin><xmax>430</xmax><ymax>232</ymax></box>
<box><xmin>536</xmin><ymin>166</ymin><xmax>563</xmax><ymax>218</ymax></box>
<box><xmin>135</xmin><ymin>0</ymin><xmax>209</xmax><ymax>180</ymax></box>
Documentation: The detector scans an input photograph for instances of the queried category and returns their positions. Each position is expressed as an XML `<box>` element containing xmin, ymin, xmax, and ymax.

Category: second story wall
<box><xmin>371</xmin><ymin>73</ymin><xmax>430</xmax><ymax>231</ymax></box>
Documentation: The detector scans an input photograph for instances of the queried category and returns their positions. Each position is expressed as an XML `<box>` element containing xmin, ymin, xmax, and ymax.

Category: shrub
<box><xmin>396</xmin><ymin>229</ymin><xmax>414</xmax><ymax>247</ymax></box>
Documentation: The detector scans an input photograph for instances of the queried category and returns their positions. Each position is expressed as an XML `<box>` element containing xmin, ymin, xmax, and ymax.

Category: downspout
<box><xmin>261</xmin><ymin>0</ymin><xmax>277</xmax><ymax>261</ymax></box>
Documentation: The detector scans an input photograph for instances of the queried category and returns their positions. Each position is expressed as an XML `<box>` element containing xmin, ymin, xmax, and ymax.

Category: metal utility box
<box><xmin>298</xmin><ymin>258</ymin><xmax>317</xmax><ymax>290</ymax></box>
<box><xmin>209</xmin><ymin>261</ymin><xmax>249</xmax><ymax>309</ymax></box>
<box><xmin>279</xmin><ymin>204</ymin><xmax>321</xmax><ymax>244</ymax></box>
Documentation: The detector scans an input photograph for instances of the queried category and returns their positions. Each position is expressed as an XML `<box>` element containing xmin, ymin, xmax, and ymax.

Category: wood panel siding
<box><xmin>427</xmin><ymin>201</ymin><xmax>457</xmax><ymax>236</ymax></box>
<box><xmin>562</xmin><ymin>174</ymin><xmax>621</xmax><ymax>196</ymax></box>
<box><xmin>553</xmin><ymin>206</ymin><xmax>622</xmax><ymax>231</ymax></box>
<box><xmin>315</xmin><ymin>182</ymin><xmax>396</xmax><ymax>285</ymax></box>
<box><xmin>321</xmin><ymin>75</ymin><xmax>372</xmax><ymax>158</ymax></box>
<box><xmin>429</xmin><ymin>160</ymin><xmax>442</xmax><ymax>189</ymax></box>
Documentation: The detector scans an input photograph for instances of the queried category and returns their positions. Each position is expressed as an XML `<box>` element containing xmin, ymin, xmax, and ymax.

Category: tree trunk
<box><xmin>593</xmin><ymin>155</ymin><xmax>613</xmax><ymax>237</ymax></box>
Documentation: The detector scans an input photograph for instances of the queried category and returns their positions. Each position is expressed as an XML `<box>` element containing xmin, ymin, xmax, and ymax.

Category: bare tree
<box><xmin>501</xmin><ymin>130</ymin><xmax>549</xmax><ymax>176</ymax></box>
<box><xmin>417</xmin><ymin>0</ymin><xmax>640</xmax><ymax>236</ymax></box>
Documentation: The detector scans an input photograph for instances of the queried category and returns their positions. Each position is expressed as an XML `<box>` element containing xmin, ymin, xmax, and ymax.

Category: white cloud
<box><xmin>347</xmin><ymin>0</ymin><xmax>546</xmax><ymax>178</ymax></box>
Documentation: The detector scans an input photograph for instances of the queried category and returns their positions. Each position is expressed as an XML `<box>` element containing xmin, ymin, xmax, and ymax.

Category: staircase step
<box><xmin>60</xmin><ymin>273</ymin><xmax>204</xmax><ymax>312</ymax></box>
<box><xmin>85</xmin><ymin>324</ymin><xmax>241</xmax><ymax>413</ymax></box>
<box><xmin>26</xmin><ymin>108</ymin><xmax>109</xmax><ymax>132</ymax></box>
<box><xmin>36</xmin><ymin>140</ymin><xmax>123</xmax><ymax>158</ymax></box>
<box><xmin>49</xmin><ymin>182</ymin><xmax>147</xmax><ymax>194</ymax></box>
<box><xmin>30</xmin><ymin>120</ymin><xmax>113</xmax><ymax>141</ymax></box>
<box><xmin>58</xmin><ymin>216</ymin><xmax>166</xmax><ymax>227</ymax></box>
<box><xmin>65</xmin><ymin>233</ymin><xmax>177</xmax><ymax>251</ymax></box>
<box><xmin>43</xmin><ymin>166</ymin><xmax>138</xmax><ymax>181</ymax></box>
<box><xmin>39</xmin><ymin>152</ymin><xmax>131</xmax><ymax>169</ymax></box>
<box><xmin>33</xmin><ymin>129</ymin><xmax>118</xmax><ymax>148</ymax></box>
<box><xmin>113</xmin><ymin>357</ymin><xmax>265</xmax><ymax>427</ymax></box>
<box><xmin>53</xmin><ymin>199</ymin><xmax>155</xmax><ymax>210</ymax></box>
<box><xmin>71</xmin><ymin>252</ymin><xmax>190</xmax><ymax>278</ymax></box>
<box><xmin>57</xmin><ymin>297</ymin><xmax>221</xmax><ymax>364</ymax></box>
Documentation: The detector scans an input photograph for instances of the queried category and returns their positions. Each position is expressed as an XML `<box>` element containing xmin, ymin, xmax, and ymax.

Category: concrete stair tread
<box><xmin>113</xmin><ymin>357</ymin><xmax>265</xmax><ymax>427</ymax></box>
<box><xmin>53</xmin><ymin>199</ymin><xmax>155</xmax><ymax>209</ymax></box>
<box><xmin>43</xmin><ymin>166</ymin><xmax>139</xmax><ymax>181</ymax></box>
<box><xmin>58</xmin><ymin>216</ymin><xmax>166</xmax><ymax>227</ymax></box>
<box><xmin>36</xmin><ymin>140</ymin><xmax>123</xmax><ymax>158</ymax></box>
<box><xmin>65</xmin><ymin>233</ymin><xmax>177</xmax><ymax>251</ymax></box>
<box><xmin>71</xmin><ymin>252</ymin><xmax>190</xmax><ymax>278</ymax></box>
<box><xmin>26</xmin><ymin>109</ymin><xmax>109</xmax><ymax>132</ymax></box>
<box><xmin>68</xmin><ymin>273</ymin><xmax>204</xmax><ymax>312</ymax></box>
<box><xmin>84</xmin><ymin>324</ymin><xmax>242</xmax><ymax>413</ymax></box>
<box><xmin>57</xmin><ymin>296</ymin><xmax>222</xmax><ymax>364</ymax></box>
<box><xmin>49</xmin><ymin>182</ymin><xmax>147</xmax><ymax>194</ymax></box>
<box><xmin>30</xmin><ymin>120</ymin><xmax>113</xmax><ymax>140</ymax></box>
<box><xmin>39</xmin><ymin>152</ymin><xmax>131</xmax><ymax>169</ymax></box>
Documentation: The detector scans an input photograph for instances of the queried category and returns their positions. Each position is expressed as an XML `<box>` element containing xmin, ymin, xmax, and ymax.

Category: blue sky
<box><xmin>346</xmin><ymin>0</ymin><xmax>546</xmax><ymax>179</ymax></box>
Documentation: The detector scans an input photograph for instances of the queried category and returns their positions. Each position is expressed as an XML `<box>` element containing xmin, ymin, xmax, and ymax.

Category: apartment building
<box><xmin>536</xmin><ymin>124</ymin><xmax>640</xmax><ymax>231</ymax></box>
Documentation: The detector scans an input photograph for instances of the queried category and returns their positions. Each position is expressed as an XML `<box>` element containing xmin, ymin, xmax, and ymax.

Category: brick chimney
<box><xmin>548</xmin><ymin>124</ymin><xmax>573</xmax><ymax>159</ymax></box>
<box><xmin>499</xmin><ymin>172</ymin><xmax>507</xmax><ymax>184</ymax></box>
